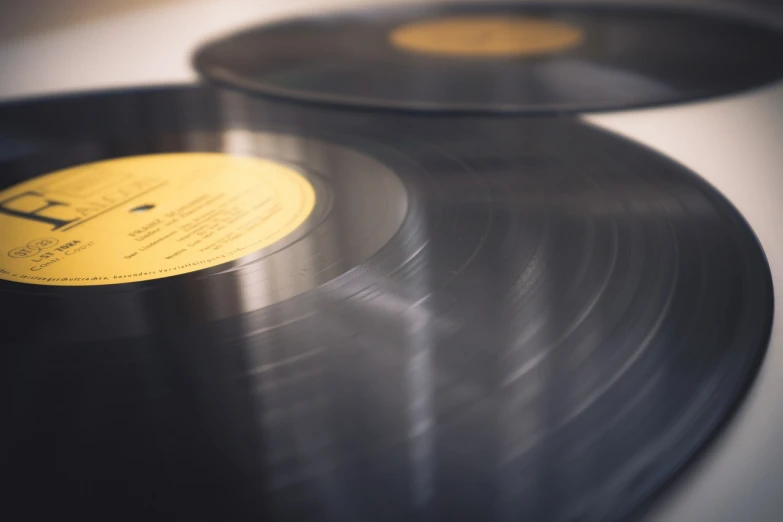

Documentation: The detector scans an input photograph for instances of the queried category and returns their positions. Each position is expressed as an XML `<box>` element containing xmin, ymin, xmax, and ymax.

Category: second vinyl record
<box><xmin>194</xmin><ymin>2</ymin><xmax>783</xmax><ymax>113</ymax></box>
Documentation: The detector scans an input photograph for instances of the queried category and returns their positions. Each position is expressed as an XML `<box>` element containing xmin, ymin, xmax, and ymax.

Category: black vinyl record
<box><xmin>193</xmin><ymin>2</ymin><xmax>783</xmax><ymax>114</ymax></box>
<box><xmin>0</xmin><ymin>86</ymin><xmax>773</xmax><ymax>522</ymax></box>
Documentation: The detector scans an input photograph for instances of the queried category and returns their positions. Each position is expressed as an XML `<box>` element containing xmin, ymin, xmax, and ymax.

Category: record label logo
<box><xmin>0</xmin><ymin>153</ymin><xmax>316</xmax><ymax>286</ymax></box>
<box><xmin>390</xmin><ymin>16</ymin><xmax>583</xmax><ymax>57</ymax></box>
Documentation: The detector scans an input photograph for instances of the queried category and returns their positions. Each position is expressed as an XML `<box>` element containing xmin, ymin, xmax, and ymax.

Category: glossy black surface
<box><xmin>0</xmin><ymin>86</ymin><xmax>773</xmax><ymax>522</ymax></box>
<box><xmin>193</xmin><ymin>3</ymin><xmax>783</xmax><ymax>114</ymax></box>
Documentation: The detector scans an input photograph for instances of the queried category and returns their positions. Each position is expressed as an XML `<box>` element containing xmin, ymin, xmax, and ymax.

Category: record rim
<box><xmin>571</xmin><ymin>120</ymin><xmax>775</xmax><ymax>521</ymax></box>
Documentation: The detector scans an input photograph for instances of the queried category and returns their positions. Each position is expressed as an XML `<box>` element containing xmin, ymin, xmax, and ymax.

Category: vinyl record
<box><xmin>193</xmin><ymin>3</ymin><xmax>783</xmax><ymax>114</ymax></box>
<box><xmin>0</xmin><ymin>86</ymin><xmax>772</xmax><ymax>522</ymax></box>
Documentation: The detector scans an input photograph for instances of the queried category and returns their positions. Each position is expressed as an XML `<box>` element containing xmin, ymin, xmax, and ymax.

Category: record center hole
<box><xmin>130</xmin><ymin>204</ymin><xmax>156</xmax><ymax>213</ymax></box>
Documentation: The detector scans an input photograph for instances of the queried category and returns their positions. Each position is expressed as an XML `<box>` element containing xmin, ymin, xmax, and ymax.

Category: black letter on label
<box><xmin>0</xmin><ymin>191</ymin><xmax>78</xmax><ymax>230</ymax></box>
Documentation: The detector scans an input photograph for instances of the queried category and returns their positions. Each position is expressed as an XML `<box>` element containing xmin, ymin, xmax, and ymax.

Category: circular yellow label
<box><xmin>0</xmin><ymin>153</ymin><xmax>316</xmax><ymax>286</ymax></box>
<box><xmin>390</xmin><ymin>16</ymin><xmax>583</xmax><ymax>57</ymax></box>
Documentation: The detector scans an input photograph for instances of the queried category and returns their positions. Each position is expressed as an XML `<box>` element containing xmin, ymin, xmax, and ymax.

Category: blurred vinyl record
<box><xmin>194</xmin><ymin>2</ymin><xmax>783</xmax><ymax>114</ymax></box>
<box><xmin>0</xmin><ymin>86</ymin><xmax>773</xmax><ymax>522</ymax></box>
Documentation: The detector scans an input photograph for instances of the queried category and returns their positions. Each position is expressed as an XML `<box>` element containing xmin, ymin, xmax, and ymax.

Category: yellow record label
<box><xmin>390</xmin><ymin>16</ymin><xmax>583</xmax><ymax>57</ymax></box>
<box><xmin>0</xmin><ymin>153</ymin><xmax>316</xmax><ymax>286</ymax></box>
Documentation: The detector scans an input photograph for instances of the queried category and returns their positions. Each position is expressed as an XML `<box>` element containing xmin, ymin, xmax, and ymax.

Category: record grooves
<box><xmin>0</xmin><ymin>86</ymin><xmax>773</xmax><ymax>522</ymax></box>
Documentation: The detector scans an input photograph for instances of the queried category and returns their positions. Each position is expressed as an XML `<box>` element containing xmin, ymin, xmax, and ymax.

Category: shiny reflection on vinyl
<box><xmin>194</xmin><ymin>130</ymin><xmax>410</xmax><ymax>312</ymax></box>
<box><xmin>0</xmin><ymin>86</ymin><xmax>772</xmax><ymax>522</ymax></box>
